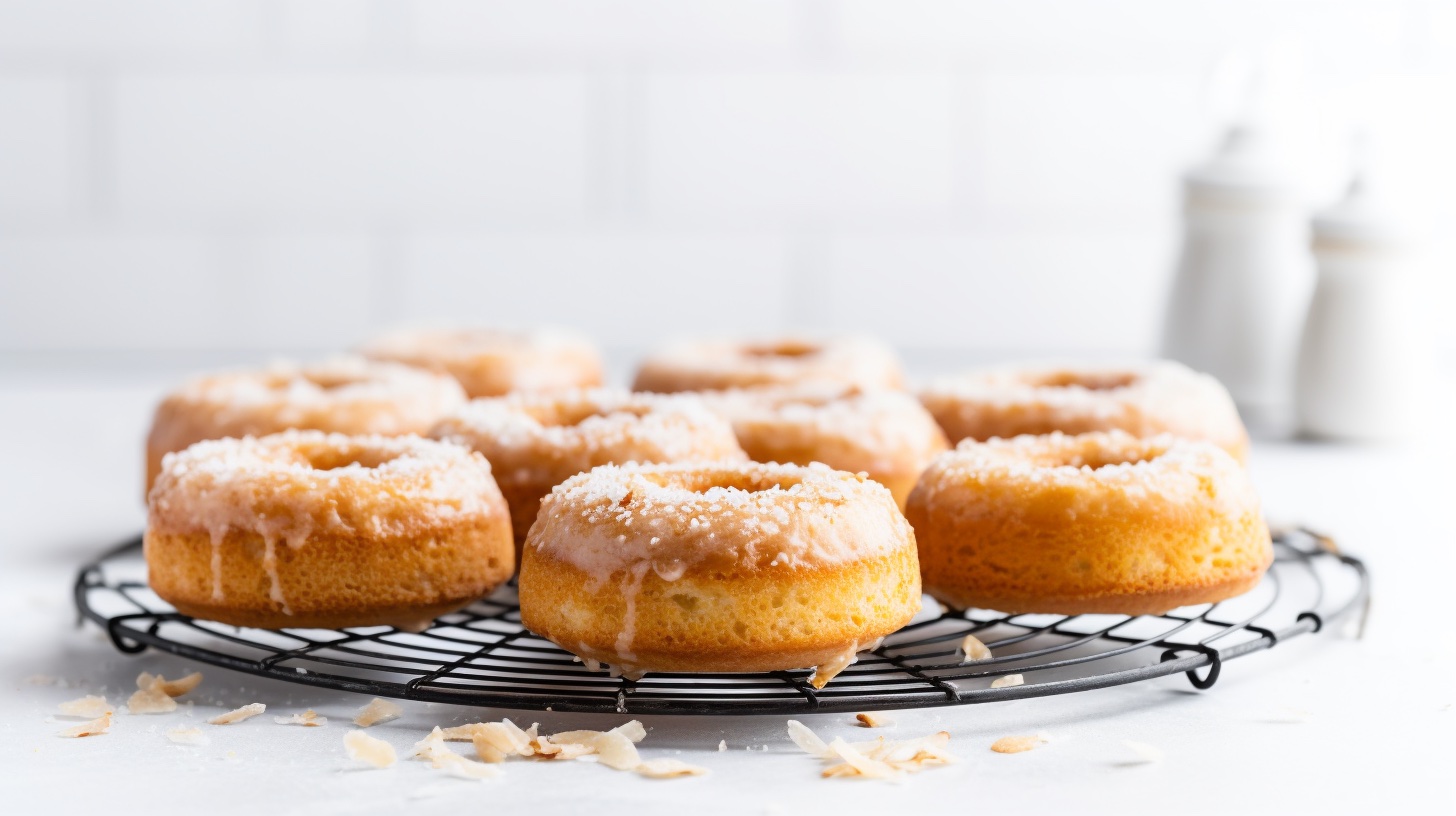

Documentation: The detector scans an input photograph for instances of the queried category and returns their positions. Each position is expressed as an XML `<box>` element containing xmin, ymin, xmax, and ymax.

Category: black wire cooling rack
<box><xmin>75</xmin><ymin>529</ymin><xmax>1367</xmax><ymax>715</ymax></box>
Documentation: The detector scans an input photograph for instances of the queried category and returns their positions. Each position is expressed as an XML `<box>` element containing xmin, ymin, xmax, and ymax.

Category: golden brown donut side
<box><xmin>145</xmin><ymin>519</ymin><xmax>513</xmax><ymax>631</ymax></box>
<box><xmin>519</xmin><ymin>547</ymin><xmax>921</xmax><ymax>673</ymax></box>
<box><xmin>146</xmin><ymin>431</ymin><xmax>513</xmax><ymax>631</ymax></box>
<box><xmin>906</xmin><ymin>433</ymin><xmax>1272</xmax><ymax>616</ymax></box>
<box><xmin>516</xmin><ymin>461</ymin><xmax>922</xmax><ymax>679</ymax></box>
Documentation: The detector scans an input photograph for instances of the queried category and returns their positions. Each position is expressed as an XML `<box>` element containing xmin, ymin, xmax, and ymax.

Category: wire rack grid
<box><xmin>75</xmin><ymin>528</ymin><xmax>1367</xmax><ymax>715</ymax></box>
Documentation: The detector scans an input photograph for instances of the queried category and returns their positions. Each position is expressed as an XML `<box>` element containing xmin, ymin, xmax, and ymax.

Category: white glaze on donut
<box><xmin>914</xmin><ymin>430</ymin><xmax>1257</xmax><ymax>521</ymax></box>
<box><xmin>918</xmin><ymin>360</ymin><xmax>1247</xmax><ymax>456</ymax></box>
<box><xmin>526</xmin><ymin>460</ymin><xmax>911</xmax><ymax>583</ymax></box>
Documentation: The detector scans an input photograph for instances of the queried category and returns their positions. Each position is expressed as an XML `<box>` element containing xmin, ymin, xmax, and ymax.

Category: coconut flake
<box><xmin>637</xmin><ymin>758</ymin><xmax>709</xmax><ymax>778</ymax></box>
<box><xmin>167</xmin><ymin>727</ymin><xmax>210</xmax><ymax>746</ymax></box>
<box><xmin>960</xmin><ymin>634</ymin><xmax>993</xmax><ymax>662</ymax></box>
<box><xmin>344</xmin><ymin>730</ymin><xmax>397</xmax><ymax>768</ymax></box>
<box><xmin>137</xmin><ymin>671</ymin><xmax>202</xmax><ymax>698</ymax></box>
<box><xmin>990</xmin><ymin>674</ymin><xmax>1024</xmax><ymax>689</ymax></box>
<box><xmin>855</xmin><ymin>712</ymin><xmax>890</xmax><ymax>728</ymax></box>
<box><xmin>58</xmin><ymin>695</ymin><xmax>110</xmax><ymax>719</ymax></box>
<box><xmin>209</xmin><ymin>703</ymin><xmax>266</xmax><ymax>725</ymax></box>
<box><xmin>990</xmin><ymin>735</ymin><xmax>1045</xmax><ymax>754</ymax></box>
<box><xmin>353</xmin><ymin>697</ymin><xmax>402</xmax><ymax>727</ymax></box>
<box><xmin>59</xmin><ymin>712</ymin><xmax>111</xmax><ymax>738</ymax></box>
<box><xmin>786</xmin><ymin>720</ymin><xmax>833</xmax><ymax>758</ymax></box>
<box><xmin>412</xmin><ymin>727</ymin><xmax>498</xmax><ymax>779</ymax></box>
<box><xmin>274</xmin><ymin>709</ymin><xmax>326</xmax><ymax>727</ymax></box>
<box><xmin>127</xmin><ymin>688</ymin><xmax>177</xmax><ymax>715</ymax></box>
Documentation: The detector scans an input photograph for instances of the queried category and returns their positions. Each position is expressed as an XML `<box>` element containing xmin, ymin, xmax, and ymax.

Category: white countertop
<box><xmin>3</xmin><ymin>380</ymin><xmax>1452</xmax><ymax>815</ymax></box>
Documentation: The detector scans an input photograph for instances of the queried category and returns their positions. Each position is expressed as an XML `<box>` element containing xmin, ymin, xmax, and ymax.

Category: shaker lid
<box><xmin>1184</xmin><ymin>124</ymin><xmax>1290</xmax><ymax>196</ymax></box>
<box><xmin>1312</xmin><ymin>145</ymin><xmax>1403</xmax><ymax>249</ymax></box>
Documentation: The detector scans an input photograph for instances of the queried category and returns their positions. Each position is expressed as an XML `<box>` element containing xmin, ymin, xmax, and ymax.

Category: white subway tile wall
<box><xmin>0</xmin><ymin>0</ymin><xmax>1452</xmax><ymax>358</ymax></box>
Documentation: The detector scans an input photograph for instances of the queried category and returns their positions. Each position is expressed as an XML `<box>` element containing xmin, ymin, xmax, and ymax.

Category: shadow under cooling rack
<box><xmin>74</xmin><ymin>529</ymin><xmax>1368</xmax><ymax>715</ymax></box>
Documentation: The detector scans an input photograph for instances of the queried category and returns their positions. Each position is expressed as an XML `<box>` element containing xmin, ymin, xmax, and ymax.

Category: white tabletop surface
<box><xmin>2</xmin><ymin>377</ymin><xmax>1452</xmax><ymax>816</ymax></box>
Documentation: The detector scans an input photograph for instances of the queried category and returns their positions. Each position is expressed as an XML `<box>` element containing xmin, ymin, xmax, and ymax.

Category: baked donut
<box><xmin>360</xmin><ymin>327</ymin><xmax>603</xmax><ymax>399</ymax></box>
<box><xmin>430</xmin><ymin>389</ymin><xmax>747</xmax><ymax>549</ymax></box>
<box><xmin>918</xmin><ymin>361</ymin><xmax>1249</xmax><ymax>461</ymax></box>
<box><xmin>519</xmin><ymin>461</ymin><xmax>922</xmax><ymax>685</ymax></box>
<box><xmin>701</xmin><ymin>384</ymin><xmax>949</xmax><ymax>509</ymax></box>
<box><xmin>632</xmin><ymin>336</ymin><xmax>905</xmax><ymax>394</ymax></box>
<box><xmin>906</xmin><ymin>431</ymin><xmax>1272</xmax><ymax>616</ymax></box>
<box><xmin>145</xmin><ymin>431</ymin><xmax>514</xmax><ymax>631</ymax></box>
<box><xmin>145</xmin><ymin>357</ymin><xmax>465</xmax><ymax>493</ymax></box>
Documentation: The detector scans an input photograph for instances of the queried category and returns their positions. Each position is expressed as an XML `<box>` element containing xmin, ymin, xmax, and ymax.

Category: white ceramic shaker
<box><xmin>1161</xmin><ymin>123</ymin><xmax>1314</xmax><ymax>431</ymax></box>
<box><xmin>1293</xmin><ymin>170</ymin><xmax>1429</xmax><ymax>441</ymax></box>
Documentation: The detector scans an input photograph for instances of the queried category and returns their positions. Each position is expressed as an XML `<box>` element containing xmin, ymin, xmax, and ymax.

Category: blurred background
<box><xmin>0</xmin><ymin>1</ymin><xmax>1452</xmax><ymax>391</ymax></box>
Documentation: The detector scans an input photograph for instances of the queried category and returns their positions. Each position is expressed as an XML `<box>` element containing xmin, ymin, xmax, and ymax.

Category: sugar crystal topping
<box><xmin>526</xmin><ymin>460</ymin><xmax>910</xmax><ymax>577</ymax></box>
<box><xmin>700</xmin><ymin>384</ymin><xmax>945</xmax><ymax>471</ymax></box>
<box><xmin>149</xmin><ymin>430</ymin><xmax>505</xmax><ymax>541</ymax></box>
<box><xmin>917</xmin><ymin>431</ymin><xmax>1257</xmax><ymax>517</ymax></box>
<box><xmin>433</xmin><ymin>389</ymin><xmax>742</xmax><ymax>465</ymax></box>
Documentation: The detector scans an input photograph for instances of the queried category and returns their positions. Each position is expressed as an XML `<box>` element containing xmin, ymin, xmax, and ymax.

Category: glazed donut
<box><xmin>430</xmin><ymin>389</ymin><xmax>747</xmax><ymax>548</ymax></box>
<box><xmin>918</xmin><ymin>360</ymin><xmax>1249</xmax><ymax>461</ymax></box>
<box><xmin>145</xmin><ymin>431</ymin><xmax>514</xmax><ymax>631</ymax></box>
<box><xmin>906</xmin><ymin>431</ymin><xmax>1272</xmax><ymax>616</ymax></box>
<box><xmin>632</xmin><ymin>336</ymin><xmax>906</xmax><ymax>394</ymax></box>
<box><xmin>519</xmin><ymin>461</ymin><xmax>922</xmax><ymax>684</ymax></box>
<box><xmin>144</xmin><ymin>357</ymin><xmax>465</xmax><ymax>493</ymax></box>
<box><xmin>701</xmin><ymin>384</ymin><xmax>949</xmax><ymax>509</ymax></box>
<box><xmin>360</xmin><ymin>326</ymin><xmax>603</xmax><ymax>399</ymax></box>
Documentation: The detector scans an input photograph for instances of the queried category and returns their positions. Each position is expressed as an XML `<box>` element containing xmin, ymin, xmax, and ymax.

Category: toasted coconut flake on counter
<box><xmin>548</xmin><ymin>728</ymin><xmax>641</xmax><ymax>769</ymax></box>
<box><xmin>787</xmin><ymin>720</ymin><xmax>955</xmax><ymax>779</ymax></box>
<box><xmin>990</xmin><ymin>674</ymin><xmax>1024</xmax><ymax>689</ymax></box>
<box><xmin>209</xmin><ymin>703</ymin><xmax>266</xmax><ymax>725</ymax></box>
<box><xmin>275</xmin><ymin>709</ymin><xmax>326</xmax><ymax>727</ymax></box>
<box><xmin>126</xmin><ymin>670</ymin><xmax>201</xmax><ymax>715</ymax></box>
<box><xmin>470</xmin><ymin>721</ymin><xmax>536</xmax><ymax>762</ymax></box>
<box><xmin>990</xmin><ymin>735</ymin><xmax>1046</xmax><ymax>754</ymax></box>
<box><xmin>855</xmin><ymin>712</ymin><xmax>890</xmax><ymax>728</ymax></box>
<box><xmin>1121</xmin><ymin>740</ymin><xmax>1165</xmax><ymax>764</ymax></box>
<box><xmin>167</xmin><ymin>727</ymin><xmax>210</xmax><ymax>746</ymax></box>
<box><xmin>786</xmin><ymin>720</ymin><xmax>832</xmax><ymax>758</ymax></box>
<box><xmin>138</xmin><ymin>671</ymin><xmax>203</xmax><ymax>698</ymax></box>
<box><xmin>58</xmin><ymin>695</ymin><xmax>111</xmax><ymax>719</ymax></box>
<box><xmin>960</xmin><ymin>634</ymin><xmax>993</xmax><ymax>663</ymax></box>
<box><xmin>416</xmin><ymin>719</ymin><xmax>694</xmax><ymax>777</ymax></box>
<box><xmin>353</xmin><ymin>697</ymin><xmax>403</xmax><ymax>728</ymax></box>
<box><xmin>59</xmin><ymin>713</ymin><xmax>111</xmax><ymax>738</ymax></box>
<box><xmin>345</xmin><ymin>730</ymin><xmax>397</xmax><ymax>768</ymax></box>
<box><xmin>412</xmin><ymin>727</ymin><xmax>499</xmax><ymax>780</ymax></box>
<box><xmin>636</xmin><ymin>758</ymin><xmax>709</xmax><ymax>778</ymax></box>
<box><xmin>127</xmin><ymin>688</ymin><xmax>177</xmax><ymax>715</ymax></box>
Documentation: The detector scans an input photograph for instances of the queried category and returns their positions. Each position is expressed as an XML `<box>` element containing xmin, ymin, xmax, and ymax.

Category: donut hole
<box><xmin>516</xmin><ymin>399</ymin><xmax>655</xmax><ymax>428</ymax></box>
<box><xmin>300</xmin><ymin>447</ymin><xmax>403</xmax><ymax>471</ymax></box>
<box><xmin>1043</xmin><ymin>441</ymin><xmax>1164</xmax><ymax>471</ymax></box>
<box><xmin>557</xmin><ymin>403</ymin><xmax>653</xmax><ymax>427</ymax></box>
<box><xmin>742</xmin><ymin>341</ymin><xmax>820</xmax><ymax>359</ymax></box>
<box><xmin>301</xmin><ymin>371</ymin><xmax>367</xmax><ymax>391</ymax></box>
<box><xmin>646</xmin><ymin>471</ymin><xmax>797</xmax><ymax>494</ymax></box>
<box><xmin>1030</xmin><ymin>371</ymin><xmax>1138</xmax><ymax>391</ymax></box>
